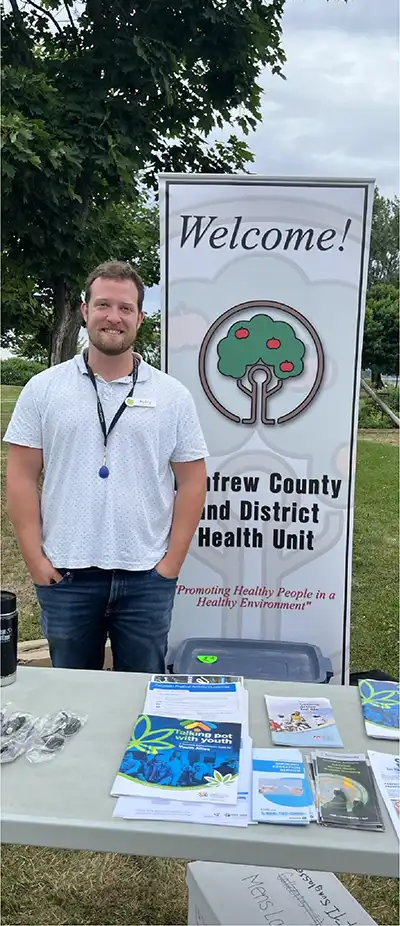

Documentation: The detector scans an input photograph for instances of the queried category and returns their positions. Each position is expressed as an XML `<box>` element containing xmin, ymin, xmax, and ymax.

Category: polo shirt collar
<box><xmin>75</xmin><ymin>351</ymin><xmax>151</xmax><ymax>383</ymax></box>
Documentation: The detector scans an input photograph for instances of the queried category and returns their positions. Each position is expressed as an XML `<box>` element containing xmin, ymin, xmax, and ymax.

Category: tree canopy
<box><xmin>363</xmin><ymin>189</ymin><xmax>399</xmax><ymax>383</ymax></box>
<box><xmin>368</xmin><ymin>188</ymin><xmax>399</xmax><ymax>288</ymax></box>
<box><xmin>1</xmin><ymin>0</ymin><xmax>285</xmax><ymax>362</ymax></box>
<box><xmin>1</xmin><ymin>195</ymin><xmax>160</xmax><ymax>363</ymax></box>
<box><xmin>362</xmin><ymin>284</ymin><xmax>399</xmax><ymax>386</ymax></box>
<box><xmin>218</xmin><ymin>316</ymin><xmax>305</xmax><ymax>380</ymax></box>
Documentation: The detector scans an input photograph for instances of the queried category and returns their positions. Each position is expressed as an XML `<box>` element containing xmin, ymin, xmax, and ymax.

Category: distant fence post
<box><xmin>360</xmin><ymin>378</ymin><xmax>400</xmax><ymax>428</ymax></box>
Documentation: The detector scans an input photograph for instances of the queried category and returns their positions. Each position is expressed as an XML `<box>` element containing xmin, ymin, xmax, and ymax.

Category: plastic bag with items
<box><xmin>0</xmin><ymin>706</ymin><xmax>37</xmax><ymax>763</ymax></box>
<box><xmin>25</xmin><ymin>710</ymin><xmax>87</xmax><ymax>763</ymax></box>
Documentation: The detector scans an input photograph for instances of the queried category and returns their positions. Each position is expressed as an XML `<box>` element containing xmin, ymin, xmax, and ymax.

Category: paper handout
<box><xmin>252</xmin><ymin>748</ymin><xmax>314</xmax><ymax>825</ymax></box>
<box><xmin>114</xmin><ymin>736</ymin><xmax>253</xmax><ymax>827</ymax></box>
<box><xmin>111</xmin><ymin>713</ymin><xmax>241</xmax><ymax>805</ymax></box>
<box><xmin>368</xmin><ymin>750</ymin><xmax>400</xmax><ymax>839</ymax></box>
<box><xmin>265</xmin><ymin>695</ymin><xmax>343</xmax><ymax>748</ymax></box>
<box><xmin>312</xmin><ymin>751</ymin><xmax>384</xmax><ymax>831</ymax></box>
<box><xmin>144</xmin><ymin>679</ymin><xmax>248</xmax><ymax>738</ymax></box>
<box><xmin>359</xmin><ymin>679</ymin><xmax>400</xmax><ymax>740</ymax></box>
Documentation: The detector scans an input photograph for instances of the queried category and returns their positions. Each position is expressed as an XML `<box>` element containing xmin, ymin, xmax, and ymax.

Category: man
<box><xmin>4</xmin><ymin>260</ymin><xmax>208</xmax><ymax>673</ymax></box>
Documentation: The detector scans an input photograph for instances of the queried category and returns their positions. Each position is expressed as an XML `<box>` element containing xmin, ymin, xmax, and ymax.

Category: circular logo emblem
<box><xmin>198</xmin><ymin>300</ymin><xmax>324</xmax><ymax>426</ymax></box>
<box><xmin>125</xmin><ymin>397</ymin><xmax>135</xmax><ymax>407</ymax></box>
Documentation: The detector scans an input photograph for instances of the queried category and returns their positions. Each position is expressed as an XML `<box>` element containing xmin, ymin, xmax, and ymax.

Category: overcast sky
<box><xmin>246</xmin><ymin>0</ymin><xmax>399</xmax><ymax>197</ymax></box>
<box><xmin>143</xmin><ymin>0</ymin><xmax>399</xmax><ymax>315</ymax></box>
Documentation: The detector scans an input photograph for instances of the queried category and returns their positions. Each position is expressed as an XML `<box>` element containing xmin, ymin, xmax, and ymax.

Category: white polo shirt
<box><xmin>3</xmin><ymin>354</ymin><xmax>208</xmax><ymax>571</ymax></box>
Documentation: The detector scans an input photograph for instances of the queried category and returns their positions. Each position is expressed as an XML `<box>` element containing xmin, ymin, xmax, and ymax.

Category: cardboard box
<box><xmin>187</xmin><ymin>862</ymin><xmax>376</xmax><ymax>926</ymax></box>
<box><xmin>18</xmin><ymin>638</ymin><xmax>113</xmax><ymax>670</ymax></box>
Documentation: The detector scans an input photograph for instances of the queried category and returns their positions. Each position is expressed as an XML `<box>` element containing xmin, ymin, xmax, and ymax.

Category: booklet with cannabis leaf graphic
<box><xmin>111</xmin><ymin>714</ymin><xmax>242</xmax><ymax>804</ymax></box>
<box><xmin>359</xmin><ymin>679</ymin><xmax>400</xmax><ymax>740</ymax></box>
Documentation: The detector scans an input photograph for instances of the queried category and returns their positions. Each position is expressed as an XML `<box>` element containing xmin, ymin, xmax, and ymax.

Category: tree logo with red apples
<box><xmin>199</xmin><ymin>301</ymin><xmax>324</xmax><ymax>426</ymax></box>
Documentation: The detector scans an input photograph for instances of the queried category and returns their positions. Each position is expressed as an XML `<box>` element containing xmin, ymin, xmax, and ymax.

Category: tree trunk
<box><xmin>371</xmin><ymin>366</ymin><xmax>385</xmax><ymax>390</ymax></box>
<box><xmin>261</xmin><ymin>377</ymin><xmax>282</xmax><ymax>425</ymax></box>
<box><xmin>50</xmin><ymin>278</ymin><xmax>83</xmax><ymax>366</ymax></box>
<box><xmin>237</xmin><ymin>377</ymin><xmax>257</xmax><ymax>425</ymax></box>
<box><xmin>237</xmin><ymin>363</ymin><xmax>276</xmax><ymax>425</ymax></box>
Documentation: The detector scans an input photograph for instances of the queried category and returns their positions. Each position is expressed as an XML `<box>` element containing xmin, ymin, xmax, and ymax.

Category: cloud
<box><xmin>217</xmin><ymin>0</ymin><xmax>399</xmax><ymax>196</ymax></box>
<box><xmin>282</xmin><ymin>0</ymin><xmax>398</xmax><ymax>37</ymax></box>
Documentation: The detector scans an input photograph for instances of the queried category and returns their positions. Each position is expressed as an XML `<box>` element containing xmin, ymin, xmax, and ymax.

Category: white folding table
<box><xmin>1</xmin><ymin>666</ymin><xmax>399</xmax><ymax>878</ymax></box>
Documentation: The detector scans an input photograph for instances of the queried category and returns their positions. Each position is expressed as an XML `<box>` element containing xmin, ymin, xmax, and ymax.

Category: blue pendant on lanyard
<box><xmin>99</xmin><ymin>447</ymin><xmax>110</xmax><ymax>479</ymax></box>
<box><xmin>82</xmin><ymin>350</ymin><xmax>138</xmax><ymax>478</ymax></box>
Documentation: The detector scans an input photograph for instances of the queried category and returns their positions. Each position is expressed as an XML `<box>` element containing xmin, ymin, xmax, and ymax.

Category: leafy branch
<box><xmin>23</xmin><ymin>0</ymin><xmax>64</xmax><ymax>34</ymax></box>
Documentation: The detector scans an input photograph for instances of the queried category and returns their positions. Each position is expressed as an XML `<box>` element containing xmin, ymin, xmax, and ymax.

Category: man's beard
<box><xmin>88</xmin><ymin>326</ymin><xmax>137</xmax><ymax>356</ymax></box>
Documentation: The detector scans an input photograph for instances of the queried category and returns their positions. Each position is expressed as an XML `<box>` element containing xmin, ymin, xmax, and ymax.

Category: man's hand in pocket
<box><xmin>29</xmin><ymin>555</ymin><xmax>64</xmax><ymax>586</ymax></box>
<box><xmin>154</xmin><ymin>555</ymin><xmax>179</xmax><ymax>580</ymax></box>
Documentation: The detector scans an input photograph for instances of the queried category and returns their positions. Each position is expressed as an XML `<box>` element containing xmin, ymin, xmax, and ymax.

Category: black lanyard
<box><xmin>83</xmin><ymin>350</ymin><xmax>139</xmax><ymax>478</ymax></box>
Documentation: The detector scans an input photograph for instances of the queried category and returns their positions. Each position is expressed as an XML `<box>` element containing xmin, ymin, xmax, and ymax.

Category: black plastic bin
<box><xmin>172</xmin><ymin>637</ymin><xmax>333</xmax><ymax>683</ymax></box>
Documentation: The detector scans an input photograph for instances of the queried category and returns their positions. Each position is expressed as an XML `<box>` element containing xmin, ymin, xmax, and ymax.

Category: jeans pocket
<box><xmin>152</xmin><ymin>568</ymin><xmax>178</xmax><ymax>583</ymax></box>
<box><xmin>35</xmin><ymin>570</ymin><xmax>74</xmax><ymax>591</ymax></box>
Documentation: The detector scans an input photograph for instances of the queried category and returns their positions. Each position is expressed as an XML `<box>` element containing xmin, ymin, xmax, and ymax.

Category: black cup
<box><xmin>1</xmin><ymin>591</ymin><xmax>18</xmax><ymax>687</ymax></box>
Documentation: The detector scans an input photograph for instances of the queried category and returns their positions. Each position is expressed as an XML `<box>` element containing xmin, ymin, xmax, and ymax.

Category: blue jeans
<box><xmin>35</xmin><ymin>567</ymin><xmax>177</xmax><ymax>673</ymax></box>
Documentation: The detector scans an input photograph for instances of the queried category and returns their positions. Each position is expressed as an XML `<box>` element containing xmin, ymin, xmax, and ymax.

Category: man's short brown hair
<box><xmin>84</xmin><ymin>260</ymin><xmax>145</xmax><ymax>312</ymax></box>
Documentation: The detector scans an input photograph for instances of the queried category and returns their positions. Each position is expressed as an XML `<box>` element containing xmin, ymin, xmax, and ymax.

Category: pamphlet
<box><xmin>312</xmin><ymin>751</ymin><xmax>384</xmax><ymax>830</ymax></box>
<box><xmin>111</xmin><ymin>713</ymin><xmax>241</xmax><ymax>805</ymax></box>
<box><xmin>368</xmin><ymin>750</ymin><xmax>400</xmax><ymax>839</ymax></box>
<box><xmin>114</xmin><ymin>736</ymin><xmax>253</xmax><ymax>827</ymax></box>
<box><xmin>359</xmin><ymin>679</ymin><xmax>400</xmax><ymax>740</ymax></box>
<box><xmin>252</xmin><ymin>748</ymin><xmax>313</xmax><ymax>825</ymax></box>
<box><xmin>265</xmin><ymin>695</ymin><xmax>343</xmax><ymax>747</ymax></box>
<box><xmin>114</xmin><ymin>793</ymin><xmax>251</xmax><ymax>826</ymax></box>
<box><xmin>144</xmin><ymin>679</ymin><xmax>249</xmax><ymax>738</ymax></box>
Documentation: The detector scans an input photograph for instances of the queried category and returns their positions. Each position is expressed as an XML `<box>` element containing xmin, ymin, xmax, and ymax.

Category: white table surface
<box><xmin>1</xmin><ymin>666</ymin><xmax>399</xmax><ymax>877</ymax></box>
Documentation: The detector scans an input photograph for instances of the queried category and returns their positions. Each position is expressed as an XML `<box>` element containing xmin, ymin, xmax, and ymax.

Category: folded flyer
<box><xmin>114</xmin><ymin>793</ymin><xmax>251</xmax><ymax>826</ymax></box>
<box><xmin>111</xmin><ymin>714</ymin><xmax>241</xmax><ymax>805</ymax></box>
<box><xmin>359</xmin><ymin>679</ymin><xmax>400</xmax><ymax>740</ymax></box>
<box><xmin>265</xmin><ymin>695</ymin><xmax>343</xmax><ymax>747</ymax></box>
<box><xmin>368</xmin><ymin>750</ymin><xmax>400</xmax><ymax>839</ymax></box>
<box><xmin>312</xmin><ymin>751</ymin><xmax>384</xmax><ymax>831</ymax></box>
<box><xmin>252</xmin><ymin>748</ymin><xmax>314</xmax><ymax>825</ymax></box>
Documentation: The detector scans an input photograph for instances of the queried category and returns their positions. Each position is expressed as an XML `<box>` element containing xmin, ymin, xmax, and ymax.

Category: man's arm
<box><xmin>156</xmin><ymin>459</ymin><xmax>207</xmax><ymax>578</ymax></box>
<box><xmin>6</xmin><ymin>445</ymin><xmax>62</xmax><ymax>585</ymax></box>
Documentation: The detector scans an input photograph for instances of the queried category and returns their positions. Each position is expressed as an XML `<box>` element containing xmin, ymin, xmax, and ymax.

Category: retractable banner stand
<box><xmin>159</xmin><ymin>175</ymin><xmax>374</xmax><ymax>682</ymax></box>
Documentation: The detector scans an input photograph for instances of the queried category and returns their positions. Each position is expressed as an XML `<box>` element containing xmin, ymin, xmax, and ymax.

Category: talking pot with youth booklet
<box><xmin>111</xmin><ymin>714</ymin><xmax>242</xmax><ymax>805</ymax></box>
<box><xmin>265</xmin><ymin>695</ymin><xmax>343</xmax><ymax>747</ymax></box>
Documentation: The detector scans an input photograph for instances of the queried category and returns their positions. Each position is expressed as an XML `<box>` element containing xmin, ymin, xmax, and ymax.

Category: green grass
<box><xmin>1</xmin><ymin>388</ymin><xmax>42</xmax><ymax>639</ymax></box>
<box><xmin>1</xmin><ymin>385</ymin><xmax>399</xmax><ymax>925</ymax></box>
<box><xmin>351</xmin><ymin>439</ymin><xmax>399</xmax><ymax>677</ymax></box>
<box><xmin>1</xmin><ymin>385</ymin><xmax>22</xmax><ymax>435</ymax></box>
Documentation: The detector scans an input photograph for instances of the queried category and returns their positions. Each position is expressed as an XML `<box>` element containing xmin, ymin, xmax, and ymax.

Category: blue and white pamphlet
<box><xmin>114</xmin><ymin>735</ymin><xmax>253</xmax><ymax>827</ymax></box>
<box><xmin>359</xmin><ymin>679</ymin><xmax>400</xmax><ymax>740</ymax></box>
<box><xmin>252</xmin><ymin>748</ymin><xmax>314</xmax><ymax>825</ymax></box>
<box><xmin>265</xmin><ymin>695</ymin><xmax>343</xmax><ymax>748</ymax></box>
<box><xmin>111</xmin><ymin>714</ymin><xmax>241</xmax><ymax>805</ymax></box>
